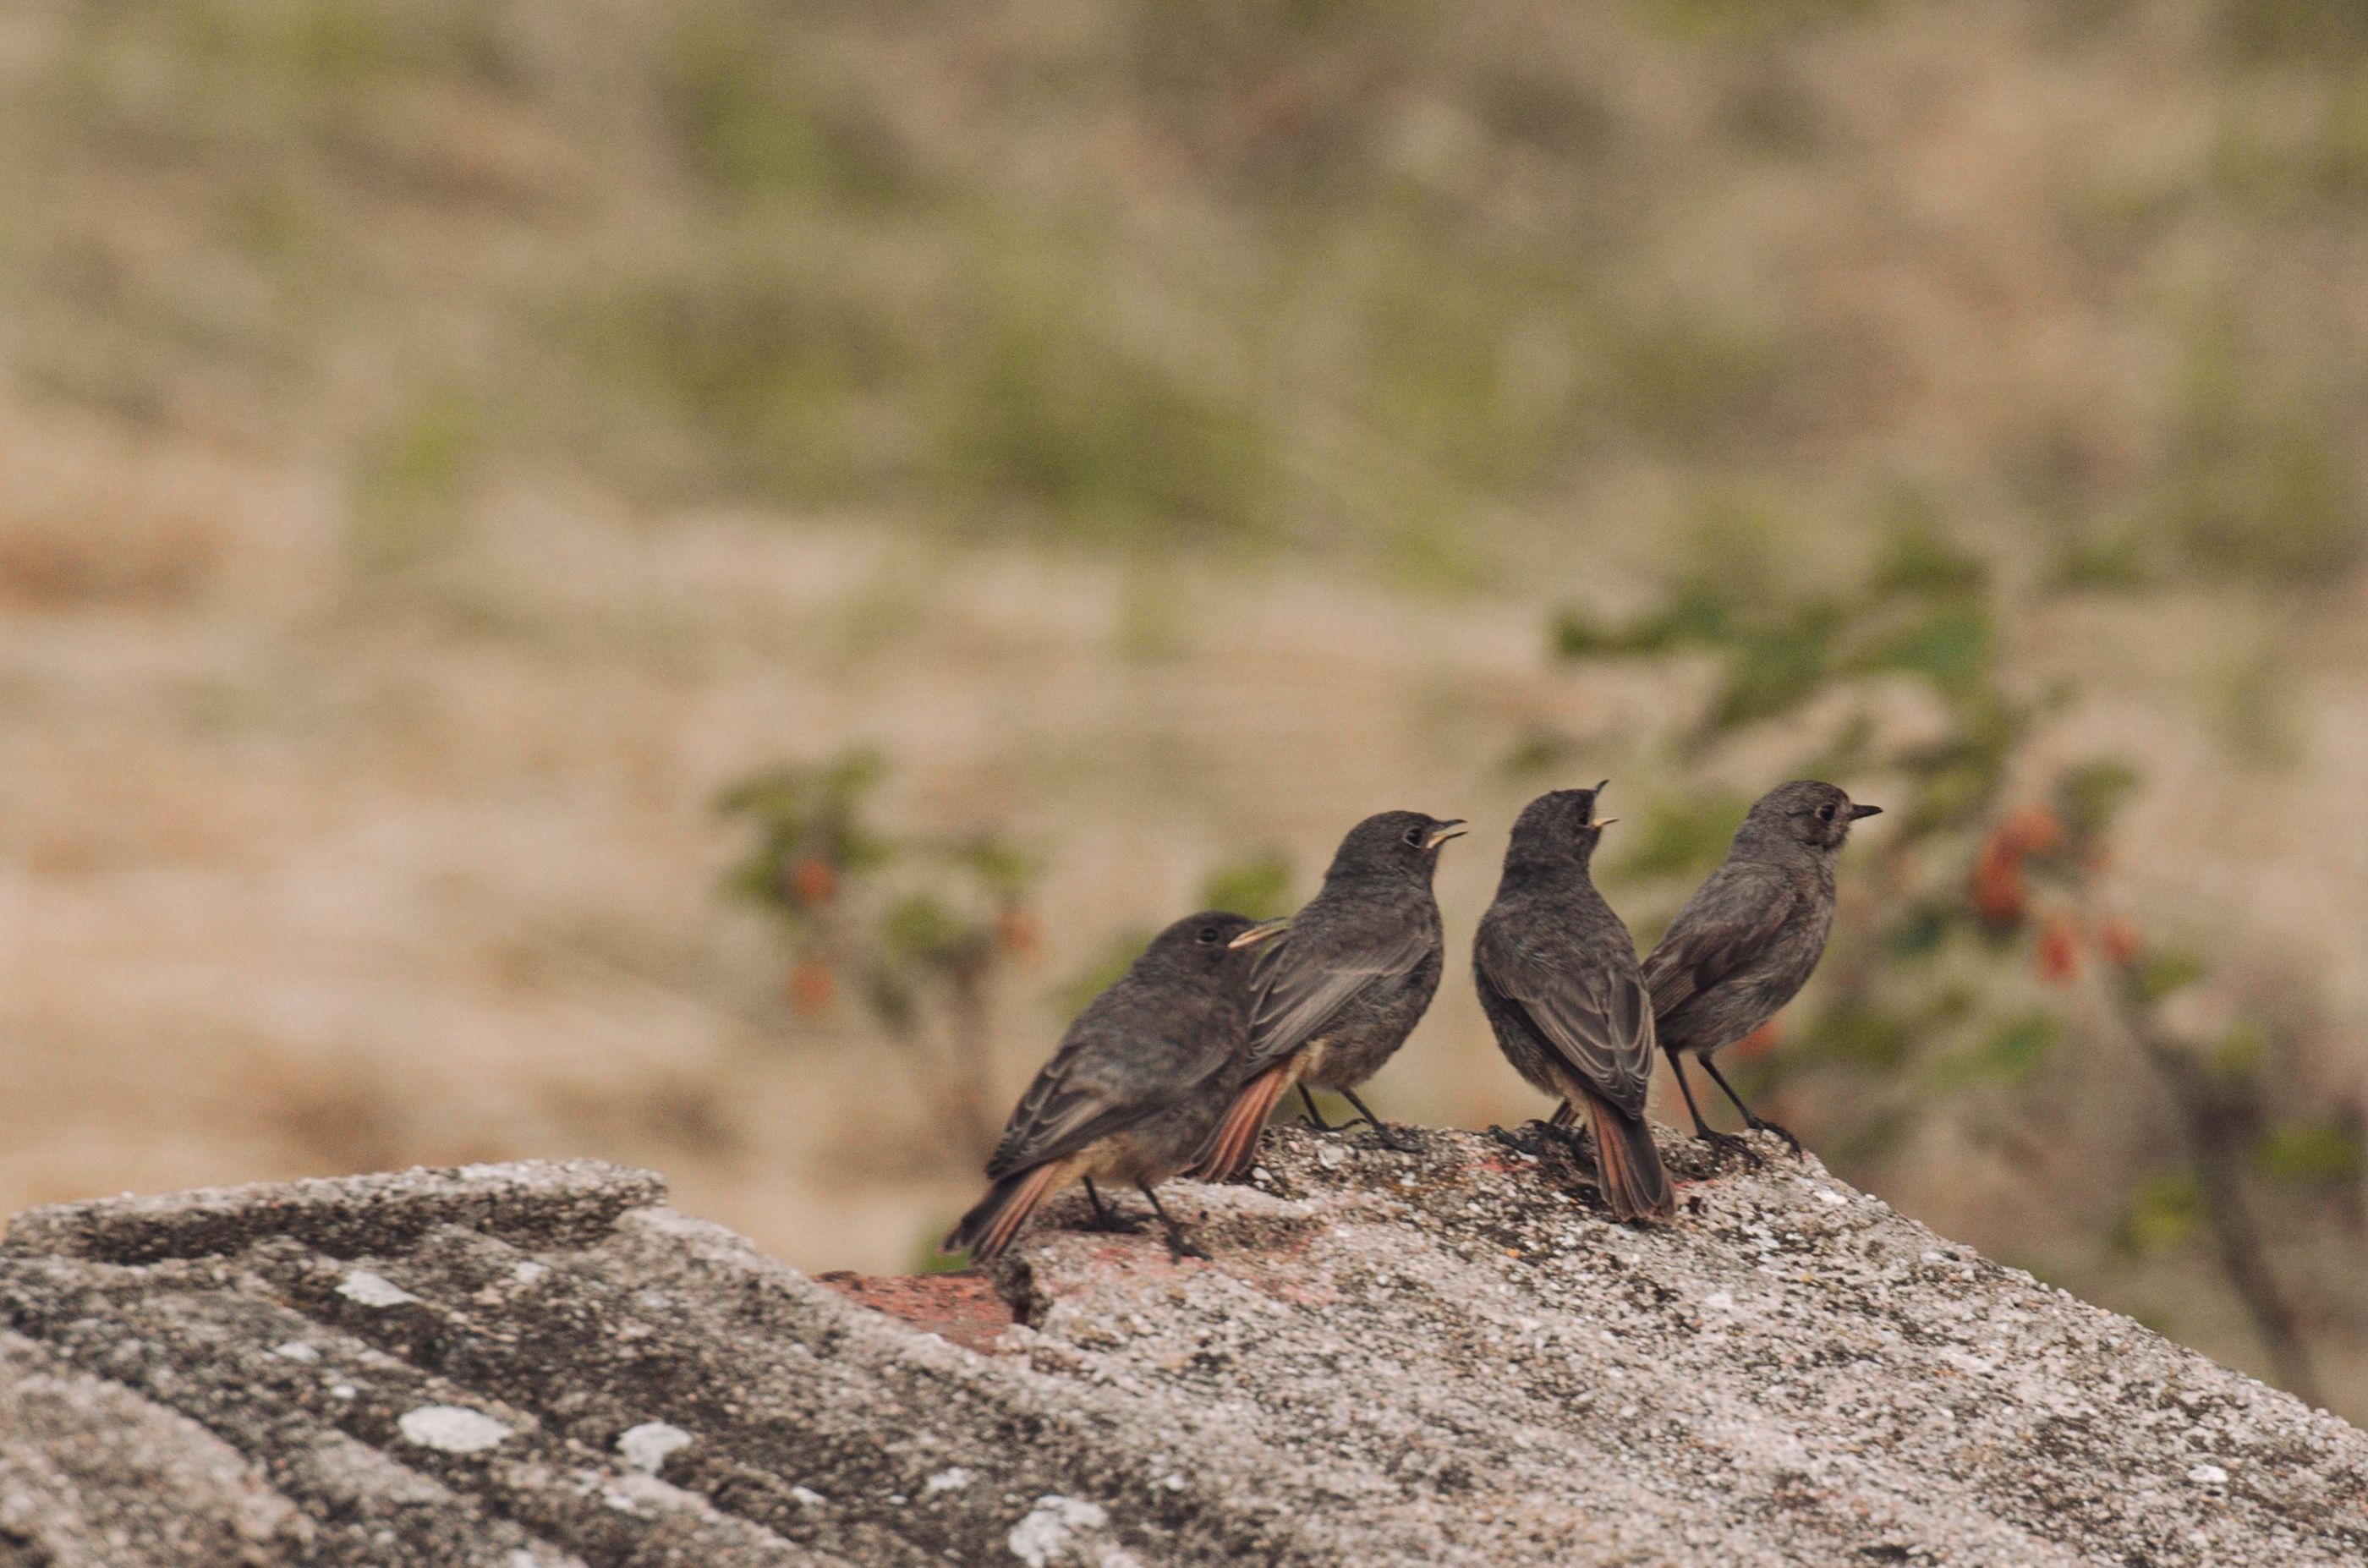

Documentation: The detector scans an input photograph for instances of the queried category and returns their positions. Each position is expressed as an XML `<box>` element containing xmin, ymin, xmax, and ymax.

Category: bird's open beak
<box><xmin>1850</xmin><ymin>803</ymin><xmax>1884</xmax><ymax>820</ymax></box>
<box><xmin>1423</xmin><ymin>820</ymin><xmax>1468</xmax><ymax>849</ymax></box>
<box><xmin>1229</xmin><ymin>918</ymin><xmax>1291</xmax><ymax>949</ymax></box>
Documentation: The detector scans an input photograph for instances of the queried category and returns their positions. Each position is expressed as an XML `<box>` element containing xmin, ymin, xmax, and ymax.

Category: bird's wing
<box><xmin>1640</xmin><ymin>865</ymin><xmax>1799</xmax><ymax>1017</ymax></box>
<box><xmin>1242</xmin><ymin>905</ymin><xmax>1434</xmax><ymax>1073</ymax></box>
<box><xmin>984</xmin><ymin>1020</ymin><xmax>1234</xmax><ymax>1181</ymax></box>
<box><xmin>1474</xmin><ymin>917</ymin><xmax>1655</xmax><ymax>1115</ymax></box>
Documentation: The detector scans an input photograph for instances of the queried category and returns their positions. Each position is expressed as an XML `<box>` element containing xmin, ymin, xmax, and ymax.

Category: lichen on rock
<box><xmin>0</xmin><ymin>1133</ymin><xmax>2360</xmax><ymax>1565</ymax></box>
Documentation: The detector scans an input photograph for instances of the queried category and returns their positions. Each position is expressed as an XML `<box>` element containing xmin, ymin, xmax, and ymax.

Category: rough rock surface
<box><xmin>1</xmin><ymin>1133</ymin><xmax>2362</xmax><ymax>1565</ymax></box>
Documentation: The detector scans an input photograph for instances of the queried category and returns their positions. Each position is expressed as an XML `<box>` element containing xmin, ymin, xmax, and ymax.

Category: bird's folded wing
<box><xmin>984</xmin><ymin>1028</ymin><xmax>1232</xmax><ymax>1180</ymax></box>
<box><xmin>1475</xmin><ymin>925</ymin><xmax>1655</xmax><ymax>1114</ymax></box>
<box><xmin>1642</xmin><ymin>869</ymin><xmax>1798</xmax><ymax>1017</ymax></box>
<box><xmin>1243</xmin><ymin>912</ymin><xmax>1433</xmax><ymax>1073</ymax></box>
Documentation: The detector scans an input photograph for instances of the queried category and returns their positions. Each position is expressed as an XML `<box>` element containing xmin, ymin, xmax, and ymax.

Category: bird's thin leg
<box><xmin>1699</xmin><ymin>1056</ymin><xmax>1803</xmax><ymax>1159</ymax></box>
<box><xmin>1079</xmin><ymin>1176</ymin><xmax>1147</xmax><ymax>1234</ymax></box>
<box><xmin>1137</xmin><ymin>1182</ymin><xmax>1209</xmax><ymax>1262</ymax></box>
<box><xmin>1296</xmin><ymin>1084</ymin><xmax>1346</xmax><ymax>1132</ymax></box>
<box><xmin>1337</xmin><ymin>1088</ymin><xmax>1417</xmax><ymax>1152</ymax></box>
<box><xmin>1669</xmin><ymin>1055</ymin><xmax>1763</xmax><ymax>1168</ymax></box>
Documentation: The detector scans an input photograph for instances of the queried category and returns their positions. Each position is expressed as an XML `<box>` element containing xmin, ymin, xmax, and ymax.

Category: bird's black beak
<box><xmin>1590</xmin><ymin>781</ymin><xmax>1615</xmax><ymax>831</ymax></box>
<box><xmin>1423</xmin><ymin>820</ymin><xmax>1468</xmax><ymax>849</ymax></box>
<box><xmin>1850</xmin><ymin>803</ymin><xmax>1883</xmax><ymax>820</ymax></box>
<box><xmin>1230</xmin><ymin>918</ymin><xmax>1290</xmax><ymax>950</ymax></box>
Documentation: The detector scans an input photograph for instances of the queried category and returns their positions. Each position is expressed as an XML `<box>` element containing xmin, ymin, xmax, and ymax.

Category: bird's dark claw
<box><xmin>1542</xmin><ymin>1119</ymin><xmax>1589</xmax><ymax>1153</ymax></box>
<box><xmin>1695</xmin><ymin>1128</ymin><xmax>1765</xmax><ymax>1170</ymax></box>
<box><xmin>1079</xmin><ymin>1210</ymin><xmax>1149</xmax><ymax>1236</ymax></box>
<box><xmin>1750</xmin><ymin>1118</ymin><xmax>1806</xmax><ymax>1160</ymax></box>
<box><xmin>1165</xmin><ymin>1231</ymin><xmax>1211</xmax><ymax>1263</ymax></box>
<box><xmin>1361</xmin><ymin>1119</ymin><xmax>1419</xmax><ymax>1154</ymax></box>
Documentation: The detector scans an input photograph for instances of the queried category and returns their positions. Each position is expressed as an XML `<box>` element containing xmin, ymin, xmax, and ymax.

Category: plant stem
<box><xmin>2100</xmin><ymin>961</ymin><xmax>2325</xmax><ymax>1409</ymax></box>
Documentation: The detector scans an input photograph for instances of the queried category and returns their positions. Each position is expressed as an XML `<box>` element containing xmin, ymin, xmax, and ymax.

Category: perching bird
<box><xmin>943</xmin><ymin>910</ymin><xmax>1276</xmax><ymax>1264</ymax></box>
<box><xmin>1642</xmin><ymin>779</ymin><xmax>1881</xmax><ymax>1163</ymax></box>
<box><xmin>1189</xmin><ymin>811</ymin><xmax>1464</xmax><ymax>1181</ymax></box>
<box><xmin>1473</xmin><ymin>784</ymin><xmax>1675</xmax><ymax>1224</ymax></box>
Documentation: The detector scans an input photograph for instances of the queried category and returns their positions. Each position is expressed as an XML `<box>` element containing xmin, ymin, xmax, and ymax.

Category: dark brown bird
<box><xmin>943</xmin><ymin>910</ymin><xmax>1277</xmax><ymax>1263</ymax></box>
<box><xmin>1473</xmin><ymin>784</ymin><xmax>1675</xmax><ymax>1224</ymax></box>
<box><xmin>1642</xmin><ymin>779</ymin><xmax>1881</xmax><ymax>1163</ymax></box>
<box><xmin>1188</xmin><ymin>810</ymin><xmax>1464</xmax><ymax>1182</ymax></box>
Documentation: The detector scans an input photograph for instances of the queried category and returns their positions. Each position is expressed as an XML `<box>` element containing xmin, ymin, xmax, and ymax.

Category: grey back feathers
<box><xmin>1240</xmin><ymin>810</ymin><xmax>1455</xmax><ymax>1081</ymax></box>
<box><xmin>984</xmin><ymin>910</ymin><xmax>1258</xmax><ymax>1181</ymax></box>
<box><xmin>1472</xmin><ymin>787</ymin><xmax>1656</xmax><ymax>1116</ymax></box>
<box><xmin>1643</xmin><ymin>780</ymin><xmax>1877</xmax><ymax>1059</ymax></box>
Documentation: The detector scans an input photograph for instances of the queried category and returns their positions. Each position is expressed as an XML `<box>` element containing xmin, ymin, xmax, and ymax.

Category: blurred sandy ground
<box><xmin>0</xmin><ymin>0</ymin><xmax>2365</xmax><ymax>1411</ymax></box>
<box><xmin>3</xmin><ymin>398</ymin><xmax>2360</xmax><ymax>1285</ymax></box>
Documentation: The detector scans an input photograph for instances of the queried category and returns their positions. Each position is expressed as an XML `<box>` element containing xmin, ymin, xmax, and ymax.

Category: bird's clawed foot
<box><xmin>1078</xmin><ymin>1209</ymin><xmax>1149</xmax><ymax>1236</ymax></box>
<box><xmin>1541</xmin><ymin>1119</ymin><xmax>1590</xmax><ymax>1155</ymax></box>
<box><xmin>1488</xmin><ymin>1123</ymin><xmax>1537</xmax><ymax>1155</ymax></box>
<box><xmin>1137</xmin><ymin>1183</ymin><xmax>1210</xmax><ymax>1263</ymax></box>
<box><xmin>1163</xmin><ymin>1229</ymin><xmax>1212</xmax><ymax>1264</ymax></box>
<box><xmin>1360</xmin><ymin>1119</ymin><xmax>1419</xmax><ymax>1154</ymax></box>
<box><xmin>1081</xmin><ymin>1179</ymin><xmax>1149</xmax><ymax>1234</ymax></box>
<box><xmin>1693</xmin><ymin>1127</ymin><xmax>1765</xmax><ymax>1170</ymax></box>
<box><xmin>1748</xmin><ymin>1118</ymin><xmax>1806</xmax><ymax>1160</ymax></box>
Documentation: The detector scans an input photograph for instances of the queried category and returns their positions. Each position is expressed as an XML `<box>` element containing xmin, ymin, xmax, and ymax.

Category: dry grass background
<box><xmin>2</xmin><ymin>0</ymin><xmax>2365</xmax><ymax>1407</ymax></box>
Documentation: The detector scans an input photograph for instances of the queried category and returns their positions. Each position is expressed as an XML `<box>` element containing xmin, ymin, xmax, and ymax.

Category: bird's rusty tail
<box><xmin>1187</xmin><ymin>1062</ymin><xmax>1292</xmax><ymax>1182</ymax></box>
<box><xmin>1581</xmin><ymin>1088</ymin><xmax>1675</xmax><ymax>1224</ymax></box>
<box><xmin>943</xmin><ymin>1161</ymin><xmax>1064</xmax><ymax>1263</ymax></box>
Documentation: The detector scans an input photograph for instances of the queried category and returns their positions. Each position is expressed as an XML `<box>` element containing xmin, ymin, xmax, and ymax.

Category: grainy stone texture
<box><xmin>0</xmin><ymin>1135</ymin><xmax>2361</xmax><ymax>1565</ymax></box>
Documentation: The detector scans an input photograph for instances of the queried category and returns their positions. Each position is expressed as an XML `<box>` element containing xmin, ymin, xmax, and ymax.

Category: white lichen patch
<box><xmin>923</xmin><ymin>1467</ymin><xmax>973</xmax><ymax>1496</ymax></box>
<box><xmin>1008</xmin><ymin>1494</ymin><xmax>1108</xmax><ymax>1566</ymax></box>
<box><xmin>396</xmin><ymin>1406</ymin><xmax>513</xmax><ymax>1454</ymax></box>
<box><xmin>617</xmin><ymin>1421</ymin><xmax>693</xmax><ymax>1473</ymax></box>
<box><xmin>337</xmin><ymin>1270</ymin><xmax>419</xmax><ymax>1308</ymax></box>
<box><xmin>271</xmin><ymin>1340</ymin><xmax>321</xmax><ymax>1362</ymax></box>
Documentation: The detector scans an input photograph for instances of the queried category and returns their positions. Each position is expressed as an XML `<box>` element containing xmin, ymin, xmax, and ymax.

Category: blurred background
<box><xmin>1</xmin><ymin>0</ymin><xmax>2363</xmax><ymax>1416</ymax></box>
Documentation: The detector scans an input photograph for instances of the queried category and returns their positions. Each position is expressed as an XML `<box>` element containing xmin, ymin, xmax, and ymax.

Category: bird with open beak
<box><xmin>1474</xmin><ymin>782</ymin><xmax>1675</xmax><ymax>1224</ymax></box>
<box><xmin>1642</xmin><ymin>779</ymin><xmax>1882</xmax><ymax>1164</ymax></box>
<box><xmin>943</xmin><ymin>910</ymin><xmax>1284</xmax><ymax>1264</ymax></box>
<box><xmin>1189</xmin><ymin>810</ymin><xmax>1465</xmax><ymax>1181</ymax></box>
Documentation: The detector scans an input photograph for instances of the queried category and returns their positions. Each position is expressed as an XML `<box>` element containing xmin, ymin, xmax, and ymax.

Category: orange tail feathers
<box><xmin>943</xmin><ymin>1161</ymin><xmax>1064</xmax><ymax>1263</ymax></box>
<box><xmin>1582</xmin><ymin>1090</ymin><xmax>1675</xmax><ymax>1225</ymax></box>
<box><xmin>1187</xmin><ymin>1063</ymin><xmax>1293</xmax><ymax>1182</ymax></box>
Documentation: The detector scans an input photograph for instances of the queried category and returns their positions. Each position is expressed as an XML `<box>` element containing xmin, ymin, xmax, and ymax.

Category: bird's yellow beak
<box><xmin>1229</xmin><ymin>918</ymin><xmax>1291</xmax><ymax>949</ymax></box>
<box><xmin>1423</xmin><ymin>820</ymin><xmax>1468</xmax><ymax>849</ymax></box>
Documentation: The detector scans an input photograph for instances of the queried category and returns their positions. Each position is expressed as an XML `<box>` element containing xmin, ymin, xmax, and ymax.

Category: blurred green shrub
<box><xmin>720</xmin><ymin>749</ymin><xmax>1042</xmax><ymax>1159</ymax></box>
<box><xmin>1548</xmin><ymin>517</ymin><xmax>2360</xmax><ymax>1406</ymax></box>
<box><xmin>349</xmin><ymin>386</ymin><xmax>482</xmax><ymax>575</ymax></box>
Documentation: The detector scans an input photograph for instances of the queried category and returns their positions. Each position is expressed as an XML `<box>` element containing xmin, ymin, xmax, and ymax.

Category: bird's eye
<box><xmin>1198</xmin><ymin>926</ymin><xmax>1221</xmax><ymax>945</ymax></box>
<box><xmin>1817</xmin><ymin>803</ymin><xmax>1837</xmax><ymax>823</ymax></box>
<box><xmin>1403</xmin><ymin>825</ymin><xmax>1426</xmax><ymax>847</ymax></box>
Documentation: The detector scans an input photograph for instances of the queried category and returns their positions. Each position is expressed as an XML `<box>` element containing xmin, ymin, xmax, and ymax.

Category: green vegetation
<box><xmin>1549</xmin><ymin>529</ymin><xmax>2362</xmax><ymax>1409</ymax></box>
<box><xmin>720</xmin><ymin>751</ymin><xmax>1044</xmax><ymax>1159</ymax></box>
<box><xmin>15</xmin><ymin>0</ymin><xmax>2361</xmax><ymax>587</ymax></box>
